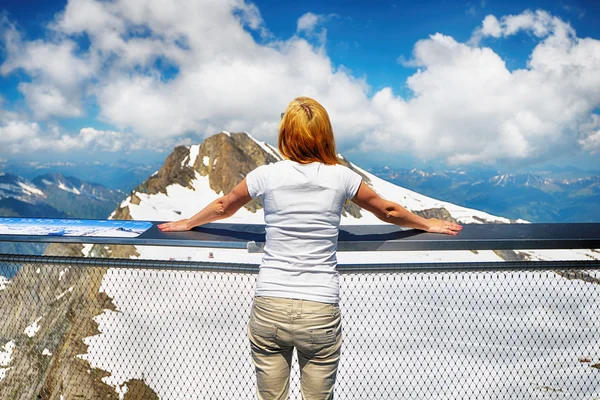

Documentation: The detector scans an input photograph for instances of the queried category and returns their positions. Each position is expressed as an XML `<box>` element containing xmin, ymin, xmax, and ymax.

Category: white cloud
<box><xmin>372</xmin><ymin>10</ymin><xmax>600</xmax><ymax>164</ymax></box>
<box><xmin>296</xmin><ymin>12</ymin><xmax>336</xmax><ymax>44</ymax></box>
<box><xmin>0</xmin><ymin>110</ymin><xmax>184</xmax><ymax>153</ymax></box>
<box><xmin>580</xmin><ymin>130</ymin><xmax>600</xmax><ymax>153</ymax></box>
<box><xmin>0</xmin><ymin>17</ymin><xmax>94</xmax><ymax>119</ymax></box>
<box><xmin>297</xmin><ymin>12</ymin><xmax>322</xmax><ymax>34</ymax></box>
<box><xmin>480</xmin><ymin>15</ymin><xmax>502</xmax><ymax>37</ymax></box>
<box><xmin>471</xmin><ymin>9</ymin><xmax>572</xmax><ymax>45</ymax></box>
<box><xmin>0</xmin><ymin>112</ymin><xmax>42</xmax><ymax>151</ymax></box>
<box><xmin>0</xmin><ymin>4</ymin><xmax>599</xmax><ymax>165</ymax></box>
<box><xmin>18</xmin><ymin>83</ymin><xmax>83</xmax><ymax>118</ymax></box>
<box><xmin>579</xmin><ymin>115</ymin><xmax>600</xmax><ymax>154</ymax></box>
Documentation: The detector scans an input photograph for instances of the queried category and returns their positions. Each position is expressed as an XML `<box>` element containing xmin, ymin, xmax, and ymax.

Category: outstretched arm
<box><xmin>158</xmin><ymin>178</ymin><xmax>252</xmax><ymax>232</ymax></box>
<box><xmin>351</xmin><ymin>181</ymin><xmax>462</xmax><ymax>235</ymax></box>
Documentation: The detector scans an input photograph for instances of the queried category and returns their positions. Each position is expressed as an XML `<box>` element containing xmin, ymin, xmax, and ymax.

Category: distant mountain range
<box><xmin>369</xmin><ymin>166</ymin><xmax>600</xmax><ymax>223</ymax></box>
<box><xmin>0</xmin><ymin>172</ymin><xmax>123</xmax><ymax>220</ymax></box>
<box><xmin>0</xmin><ymin>159</ymin><xmax>162</xmax><ymax>192</ymax></box>
<box><xmin>2</xmin><ymin>157</ymin><xmax>598</xmax><ymax>224</ymax></box>
<box><xmin>0</xmin><ymin>172</ymin><xmax>123</xmax><ymax>255</ymax></box>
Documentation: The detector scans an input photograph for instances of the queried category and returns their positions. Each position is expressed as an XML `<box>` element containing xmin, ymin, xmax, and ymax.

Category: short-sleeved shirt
<box><xmin>246</xmin><ymin>160</ymin><xmax>362</xmax><ymax>303</ymax></box>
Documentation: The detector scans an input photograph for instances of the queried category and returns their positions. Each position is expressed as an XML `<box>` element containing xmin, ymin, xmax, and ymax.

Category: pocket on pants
<box><xmin>250</xmin><ymin>317</ymin><xmax>278</xmax><ymax>340</ymax></box>
<box><xmin>248</xmin><ymin>309</ymin><xmax>280</xmax><ymax>352</ymax></box>
<box><xmin>309</xmin><ymin>328</ymin><xmax>336</xmax><ymax>345</ymax></box>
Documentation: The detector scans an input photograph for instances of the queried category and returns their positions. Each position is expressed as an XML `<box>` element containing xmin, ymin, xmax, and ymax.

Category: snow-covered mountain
<box><xmin>0</xmin><ymin>172</ymin><xmax>63</xmax><ymax>217</ymax></box>
<box><xmin>32</xmin><ymin>173</ymin><xmax>125</xmax><ymax>219</ymax></box>
<box><xmin>0</xmin><ymin>173</ymin><xmax>67</xmax><ymax>255</ymax></box>
<box><xmin>2</xmin><ymin>132</ymin><xmax>599</xmax><ymax>399</ymax></box>
<box><xmin>372</xmin><ymin>166</ymin><xmax>600</xmax><ymax>223</ymax></box>
<box><xmin>0</xmin><ymin>172</ymin><xmax>123</xmax><ymax>220</ymax></box>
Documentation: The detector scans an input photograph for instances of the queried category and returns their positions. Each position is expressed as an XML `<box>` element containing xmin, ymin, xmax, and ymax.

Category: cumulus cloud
<box><xmin>580</xmin><ymin>130</ymin><xmax>600</xmax><ymax>153</ymax></box>
<box><xmin>374</xmin><ymin>9</ymin><xmax>600</xmax><ymax>164</ymax></box>
<box><xmin>0</xmin><ymin>3</ymin><xmax>599</xmax><ymax>165</ymax></box>
<box><xmin>1</xmin><ymin>17</ymin><xmax>94</xmax><ymax>118</ymax></box>
<box><xmin>297</xmin><ymin>12</ymin><xmax>323</xmax><ymax>34</ymax></box>
<box><xmin>0</xmin><ymin>111</ymin><xmax>42</xmax><ymax>150</ymax></box>
<box><xmin>296</xmin><ymin>12</ymin><xmax>336</xmax><ymax>44</ymax></box>
<box><xmin>0</xmin><ymin>110</ymin><xmax>182</xmax><ymax>153</ymax></box>
<box><xmin>579</xmin><ymin>115</ymin><xmax>600</xmax><ymax>154</ymax></box>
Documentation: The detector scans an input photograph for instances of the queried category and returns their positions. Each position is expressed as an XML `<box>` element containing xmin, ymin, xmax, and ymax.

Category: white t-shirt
<box><xmin>246</xmin><ymin>160</ymin><xmax>363</xmax><ymax>304</ymax></box>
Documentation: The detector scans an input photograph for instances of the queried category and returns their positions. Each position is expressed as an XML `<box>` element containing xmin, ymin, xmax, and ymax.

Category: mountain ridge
<box><xmin>372</xmin><ymin>166</ymin><xmax>600</xmax><ymax>223</ymax></box>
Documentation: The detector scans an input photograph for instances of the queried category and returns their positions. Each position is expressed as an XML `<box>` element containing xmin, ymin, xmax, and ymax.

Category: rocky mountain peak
<box><xmin>126</xmin><ymin>131</ymin><xmax>369</xmax><ymax>216</ymax></box>
<box><xmin>130</xmin><ymin>132</ymin><xmax>281</xmax><ymax>213</ymax></box>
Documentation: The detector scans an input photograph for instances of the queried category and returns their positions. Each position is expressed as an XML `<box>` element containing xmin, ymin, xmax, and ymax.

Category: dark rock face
<box><xmin>413</xmin><ymin>207</ymin><xmax>458</xmax><ymax>223</ymax></box>
<box><xmin>122</xmin><ymin>378</ymin><xmax>160</xmax><ymax>399</ymax></box>
<box><xmin>193</xmin><ymin>132</ymin><xmax>279</xmax><ymax>212</ymax></box>
<box><xmin>135</xmin><ymin>145</ymin><xmax>197</xmax><ymax>196</ymax></box>
<box><xmin>0</xmin><ymin>262</ymin><xmax>125</xmax><ymax>399</ymax></box>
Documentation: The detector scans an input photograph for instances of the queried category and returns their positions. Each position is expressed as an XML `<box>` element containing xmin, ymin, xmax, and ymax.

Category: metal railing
<box><xmin>0</xmin><ymin>222</ymin><xmax>599</xmax><ymax>399</ymax></box>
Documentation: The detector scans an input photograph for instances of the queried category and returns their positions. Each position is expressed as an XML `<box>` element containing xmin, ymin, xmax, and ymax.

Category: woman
<box><xmin>158</xmin><ymin>97</ymin><xmax>462</xmax><ymax>399</ymax></box>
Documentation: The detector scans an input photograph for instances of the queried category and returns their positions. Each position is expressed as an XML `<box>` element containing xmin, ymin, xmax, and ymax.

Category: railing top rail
<box><xmin>1</xmin><ymin>253</ymin><xmax>598</xmax><ymax>273</ymax></box>
<box><xmin>0</xmin><ymin>218</ymin><xmax>599</xmax><ymax>252</ymax></box>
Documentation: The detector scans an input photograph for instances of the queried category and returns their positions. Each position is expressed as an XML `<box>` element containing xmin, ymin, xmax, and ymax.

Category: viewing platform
<box><xmin>0</xmin><ymin>220</ymin><xmax>599</xmax><ymax>399</ymax></box>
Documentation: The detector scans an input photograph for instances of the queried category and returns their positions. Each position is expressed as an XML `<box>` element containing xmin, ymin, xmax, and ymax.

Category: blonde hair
<box><xmin>278</xmin><ymin>97</ymin><xmax>339</xmax><ymax>165</ymax></box>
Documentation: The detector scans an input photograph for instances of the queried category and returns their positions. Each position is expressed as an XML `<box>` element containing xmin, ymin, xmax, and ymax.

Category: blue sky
<box><xmin>0</xmin><ymin>0</ymin><xmax>599</xmax><ymax>171</ymax></box>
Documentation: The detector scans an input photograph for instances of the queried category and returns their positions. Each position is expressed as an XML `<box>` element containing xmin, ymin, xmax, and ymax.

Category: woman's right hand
<box><xmin>425</xmin><ymin>218</ymin><xmax>462</xmax><ymax>235</ymax></box>
<box><xmin>158</xmin><ymin>219</ymin><xmax>192</xmax><ymax>232</ymax></box>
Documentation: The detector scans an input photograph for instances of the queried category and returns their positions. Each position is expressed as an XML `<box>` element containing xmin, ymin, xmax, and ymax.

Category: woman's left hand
<box><xmin>157</xmin><ymin>219</ymin><xmax>191</xmax><ymax>232</ymax></box>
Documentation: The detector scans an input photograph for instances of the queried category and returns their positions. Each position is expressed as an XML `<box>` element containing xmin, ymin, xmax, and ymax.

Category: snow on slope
<box><xmin>0</xmin><ymin>340</ymin><xmax>15</xmax><ymax>383</ymax></box>
<box><xmin>0</xmin><ymin>174</ymin><xmax>46</xmax><ymax>202</ymax></box>
<box><xmin>57</xmin><ymin>182</ymin><xmax>81</xmax><ymax>195</ymax></box>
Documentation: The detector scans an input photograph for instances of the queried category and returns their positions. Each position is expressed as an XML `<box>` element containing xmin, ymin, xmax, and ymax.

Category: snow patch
<box><xmin>82</xmin><ymin>244</ymin><xmax>94</xmax><ymax>257</ymax></box>
<box><xmin>187</xmin><ymin>145</ymin><xmax>200</xmax><ymax>167</ymax></box>
<box><xmin>59</xmin><ymin>268</ymin><xmax>68</xmax><ymax>281</ymax></box>
<box><xmin>42</xmin><ymin>348</ymin><xmax>52</xmax><ymax>356</ymax></box>
<box><xmin>126</xmin><ymin>172</ymin><xmax>265</xmax><ymax>225</ymax></box>
<box><xmin>56</xmin><ymin>286</ymin><xmax>74</xmax><ymax>300</ymax></box>
<box><xmin>0</xmin><ymin>276</ymin><xmax>7</xmax><ymax>291</ymax></box>
<box><xmin>245</xmin><ymin>131</ymin><xmax>281</xmax><ymax>161</ymax></box>
<box><xmin>221</xmin><ymin>131</ymin><xmax>231</xmax><ymax>137</ymax></box>
<box><xmin>17</xmin><ymin>182</ymin><xmax>44</xmax><ymax>196</ymax></box>
<box><xmin>41</xmin><ymin>179</ymin><xmax>53</xmax><ymax>185</ymax></box>
<box><xmin>58</xmin><ymin>182</ymin><xmax>81</xmax><ymax>195</ymax></box>
<box><xmin>0</xmin><ymin>340</ymin><xmax>15</xmax><ymax>382</ymax></box>
<box><xmin>24</xmin><ymin>316</ymin><xmax>42</xmax><ymax>338</ymax></box>
<box><xmin>202</xmin><ymin>156</ymin><xmax>210</xmax><ymax>167</ymax></box>
<box><xmin>36</xmin><ymin>267</ymin><xmax>40</xmax><ymax>274</ymax></box>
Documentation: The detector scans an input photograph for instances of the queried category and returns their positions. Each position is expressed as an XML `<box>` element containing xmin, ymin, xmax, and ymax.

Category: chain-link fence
<box><xmin>1</xmin><ymin>255</ymin><xmax>599</xmax><ymax>399</ymax></box>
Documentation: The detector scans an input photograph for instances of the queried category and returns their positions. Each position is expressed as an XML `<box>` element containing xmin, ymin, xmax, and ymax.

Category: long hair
<box><xmin>278</xmin><ymin>97</ymin><xmax>339</xmax><ymax>165</ymax></box>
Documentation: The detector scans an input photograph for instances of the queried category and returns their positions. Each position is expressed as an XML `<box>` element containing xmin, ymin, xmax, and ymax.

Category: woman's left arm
<box><xmin>157</xmin><ymin>178</ymin><xmax>252</xmax><ymax>232</ymax></box>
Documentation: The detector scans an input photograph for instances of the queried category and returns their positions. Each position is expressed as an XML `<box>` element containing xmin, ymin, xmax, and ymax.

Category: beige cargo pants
<box><xmin>248</xmin><ymin>296</ymin><xmax>342</xmax><ymax>400</ymax></box>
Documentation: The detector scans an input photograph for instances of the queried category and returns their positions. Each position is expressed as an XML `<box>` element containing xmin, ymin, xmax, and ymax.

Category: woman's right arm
<box><xmin>351</xmin><ymin>181</ymin><xmax>462</xmax><ymax>235</ymax></box>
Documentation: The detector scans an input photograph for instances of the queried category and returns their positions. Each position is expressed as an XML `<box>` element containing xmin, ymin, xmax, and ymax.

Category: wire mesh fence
<box><xmin>1</xmin><ymin>255</ymin><xmax>599</xmax><ymax>399</ymax></box>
